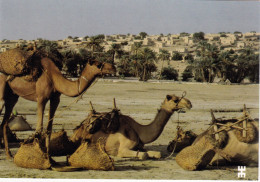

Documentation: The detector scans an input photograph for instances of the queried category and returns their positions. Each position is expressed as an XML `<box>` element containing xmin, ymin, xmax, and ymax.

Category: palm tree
<box><xmin>231</xmin><ymin>47</ymin><xmax>258</xmax><ymax>83</ymax></box>
<box><xmin>61</xmin><ymin>50</ymin><xmax>81</xmax><ymax>76</ymax></box>
<box><xmin>78</xmin><ymin>48</ymin><xmax>92</xmax><ymax>70</ymax></box>
<box><xmin>136</xmin><ymin>47</ymin><xmax>157</xmax><ymax>81</ymax></box>
<box><xmin>86</xmin><ymin>35</ymin><xmax>103</xmax><ymax>57</ymax></box>
<box><xmin>131</xmin><ymin>42</ymin><xmax>143</xmax><ymax>56</ymax></box>
<box><xmin>37</xmin><ymin>39</ymin><xmax>63</xmax><ymax>69</ymax></box>
<box><xmin>217</xmin><ymin>51</ymin><xmax>235</xmax><ymax>82</ymax></box>
<box><xmin>193</xmin><ymin>42</ymin><xmax>220</xmax><ymax>82</ymax></box>
<box><xmin>130</xmin><ymin>42</ymin><xmax>143</xmax><ymax>77</ymax></box>
<box><xmin>109</xmin><ymin>43</ymin><xmax>122</xmax><ymax>63</ymax></box>
<box><xmin>158</xmin><ymin>49</ymin><xmax>170</xmax><ymax>79</ymax></box>
<box><xmin>117</xmin><ymin>54</ymin><xmax>135</xmax><ymax>77</ymax></box>
<box><xmin>139</xmin><ymin>32</ymin><xmax>148</xmax><ymax>40</ymax></box>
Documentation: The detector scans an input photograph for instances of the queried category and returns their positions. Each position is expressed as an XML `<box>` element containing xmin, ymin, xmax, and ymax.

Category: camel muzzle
<box><xmin>175</xmin><ymin>91</ymin><xmax>192</xmax><ymax>111</ymax></box>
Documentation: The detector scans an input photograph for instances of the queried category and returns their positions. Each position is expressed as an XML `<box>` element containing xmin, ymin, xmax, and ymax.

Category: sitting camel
<box><xmin>0</xmin><ymin>57</ymin><xmax>116</xmax><ymax>159</ymax></box>
<box><xmin>176</xmin><ymin>107</ymin><xmax>258</xmax><ymax>170</ymax></box>
<box><xmin>71</xmin><ymin>93</ymin><xmax>192</xmax><ymax>160</ymax></box>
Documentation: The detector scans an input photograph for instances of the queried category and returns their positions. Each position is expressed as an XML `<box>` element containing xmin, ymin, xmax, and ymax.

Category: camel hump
<box><xmin>90</xmin><ymin>110</ymin><xmax>121</xmax><ymax>134</ymax></box>
<box><xmin>84</xmin><ymin>110</ymin><xmax>121</xmax><ymax>134</ymax></box>
<box><xmin>71</xmin><ymin>110</ymin><xmax>121</xmax><ymax>143</ymax></box>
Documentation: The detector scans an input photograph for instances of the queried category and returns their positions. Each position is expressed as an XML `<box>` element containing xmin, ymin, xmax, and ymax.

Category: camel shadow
<box><xmin>115</xmin><ymin>164</ymin><xmax>158</xmax><ymax>171</ymax></box>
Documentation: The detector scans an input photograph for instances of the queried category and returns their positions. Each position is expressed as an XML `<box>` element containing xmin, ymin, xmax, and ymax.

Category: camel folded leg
<box><xmin>147</xmin><ymin>151</ymin><xmax>161</xmax><ymax>159</ymax></box>
<box><xmin>117</xmin><ymin>148</ymin><xmax>148</xmax><ymax>160</ymax></box>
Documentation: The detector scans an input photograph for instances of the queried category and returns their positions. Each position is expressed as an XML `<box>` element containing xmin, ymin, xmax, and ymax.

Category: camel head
<box><xmin>86</xmin><ymin>60</ymin><xmax>116</xmax><ymax>76</ymax></box>
<box><xmin>161</xmin><ymin>93</ymin><xmax>192</xmax><ymax>113</ymax></box>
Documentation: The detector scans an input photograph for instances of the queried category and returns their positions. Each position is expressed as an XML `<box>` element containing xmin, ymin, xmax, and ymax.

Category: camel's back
<box><xmin>221</xmin><ymin>130</ymin><xmax>258</xmax><ymax>166</ymax></box>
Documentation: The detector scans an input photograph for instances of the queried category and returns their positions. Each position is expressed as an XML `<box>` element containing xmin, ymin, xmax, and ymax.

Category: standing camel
<box><xmin>71</xmin><ymin>93</ymin><xmax>192</xmax><ymax>159</ymax></box>
<box><xmin>0</xmin><ymin>57</ymin><xmax>116</xmax><ymax>159</ymax></box>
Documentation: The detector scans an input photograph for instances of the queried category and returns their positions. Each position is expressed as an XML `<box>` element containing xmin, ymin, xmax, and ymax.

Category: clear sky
<box><xmin>0</xmin><ymin>0</ymin><xmax>259</xmax><ymax>40</ymax></box>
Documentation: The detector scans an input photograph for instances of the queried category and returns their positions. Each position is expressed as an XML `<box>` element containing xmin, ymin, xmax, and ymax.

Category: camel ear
<box><xmin>166</xmin><ymin>95</ymin><xmax>172</xmax><ymax>101</ymax></box>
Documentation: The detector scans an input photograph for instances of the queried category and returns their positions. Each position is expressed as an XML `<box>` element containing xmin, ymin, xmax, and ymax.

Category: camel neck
<box><xmin>46</xmin><ymin>60</ymin><xmax>97</xmax><ymax>97</ymax></box>
<box><xmin>134</xmin><ymin>108</ymin><xmax>173</xmax><ymax>144</ymax></box>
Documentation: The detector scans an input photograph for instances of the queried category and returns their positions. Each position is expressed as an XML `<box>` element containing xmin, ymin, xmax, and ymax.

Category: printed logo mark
<box><xmin>238</xmin><ymin>166</ymin><xmax>246</xmax><ymax>178</ymax></box>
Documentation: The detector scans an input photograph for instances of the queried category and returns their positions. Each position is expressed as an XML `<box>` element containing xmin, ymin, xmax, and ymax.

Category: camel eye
<box><xmin>166</xmin><ymin>95</ymin><xmax>172</xmax><ymax>101</ymax></box>
<box><xmin>97</xmin><ymin>63</ymin><xmax>102</xmax><ymax>69</ymax></box>
<box><xmin>173</xmin><ymin>99</ymin><xmax>179</xmax><ymax>103</ymax></box>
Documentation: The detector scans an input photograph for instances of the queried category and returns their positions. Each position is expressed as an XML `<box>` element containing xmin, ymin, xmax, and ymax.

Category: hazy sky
<box><xmin>0</xmin><ymin>0</ymin><xmax>259</xmax><ymax>40</ymax></box>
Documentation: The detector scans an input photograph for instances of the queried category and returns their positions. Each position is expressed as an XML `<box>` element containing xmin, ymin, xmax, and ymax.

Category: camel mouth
<box><xmin>101</xmin><ymin>73</ymin><xmax>115</xmax><ymax>77</ymax></box>
<box><xmin>102</xmin><ymin>69</ymin><xmax>117</xmax><ymax>76</ymax></box>
<box><xmin>178</xmin><ymin>104</ymin><xmax>192</xmax><ymax>112</ymax></box>
<box><xmin>177</xmin><ymin>107</ymin><xmax>190</xmax><ymax>113</ymax></box>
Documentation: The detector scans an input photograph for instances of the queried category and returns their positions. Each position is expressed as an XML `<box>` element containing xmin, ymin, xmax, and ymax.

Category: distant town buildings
<box><xmin>1</xmin><ymin>32</ymin><xmax>259</xmax><ymax>57</ymax></box>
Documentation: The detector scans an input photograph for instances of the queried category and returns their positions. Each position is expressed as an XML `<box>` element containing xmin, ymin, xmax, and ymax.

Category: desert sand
<box><xmin>0</xmin><ymin>79</ymin><xmax>259</xmax><ymax>180</ymax></box>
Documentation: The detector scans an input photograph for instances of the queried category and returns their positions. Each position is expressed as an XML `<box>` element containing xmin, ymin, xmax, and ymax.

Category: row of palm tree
<box><xmin>32</xmin><ymin>38</ymin><xmax>258</xmax><ymax>83</ymax></box>
<box><xmin>188</xmin><ymin>41</ymin><xmax>259</xmax><ymax>83</ymax></box>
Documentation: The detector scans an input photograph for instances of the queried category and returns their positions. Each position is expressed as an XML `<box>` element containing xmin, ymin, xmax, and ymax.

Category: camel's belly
<box><xmin>9</xmin><ymin>78</ymin><xmax>37</xmax><ymax>101</ymax></box>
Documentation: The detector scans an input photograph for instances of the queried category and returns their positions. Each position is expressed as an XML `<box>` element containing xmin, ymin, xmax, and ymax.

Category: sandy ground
<box><xmin>0</xmin><ymin>79</ymin><xmax>259</xmax><ymax>180</ymax></box>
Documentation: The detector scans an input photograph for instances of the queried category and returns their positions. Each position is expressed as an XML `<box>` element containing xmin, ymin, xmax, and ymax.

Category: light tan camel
<box><xmin>0</xmin><ymin>58</ymin><xmax>116</xmax><ymax>159</ymax></box>
<box><xmin>176</xmin><ymin>108</ymin><xmax>258</xmax><ymax>170</ymax></box>
<box><xmin>206</xmin><ymin>110</ymin><xmax>258</xmax><ymax>167</ymax></box>
<box><xmin>71</xmin><ymin>93</ymin><xmax>192</xmax><ymax>160</ymax></box>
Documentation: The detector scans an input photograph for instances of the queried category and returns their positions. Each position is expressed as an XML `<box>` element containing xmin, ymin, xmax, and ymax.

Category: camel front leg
<box><xmin>0</xmin><ymin>75</ymin><xmax>6</xmax><ymax>115</ymax></box>
<box><xmin>35</xmin><ymin>98</ymin><xmax>48</xmax><ymax>133</ymax></box>
<box><xmin>147</xmin><ymin>151</ymin><xmax>161</xmax><ymax>159</ymax></box>
<box><xmin>2</xmin><ymin>95</ymin><xmax>18</xmax><ymax>159</ymax></box>
<box><xmin>0</xmin><ymin>101</ymin><xmax>4</xmax><ymax>116</ymax></box>
<box><xmin>117</xmin><ymin>148</ymin><xmax>148</xmax><ymax>160</ymax></box>
<box><xmin>45</xmin><ymin>95</ymin><xmax>60</xmax><ymax>156</ymax></box>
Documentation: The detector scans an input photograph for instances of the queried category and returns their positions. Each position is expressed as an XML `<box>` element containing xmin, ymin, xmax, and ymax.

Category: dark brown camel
<box><xmin>0</xmin><ymin>58</ymin><xmax>116</xmax><ymax>159</ymax></box>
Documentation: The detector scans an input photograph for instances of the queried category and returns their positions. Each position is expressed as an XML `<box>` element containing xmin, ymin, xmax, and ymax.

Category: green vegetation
<box><xmin>193</xmin><ymin>32</ymin><xmax>205</xmax><ymax>42</ymax></box>
<box><xmin>172</xmin><ymin>52</ymin><xmax>183</xmax><ymax>61</ymax></box>
<box><xmin>161</xmin><ymin>66</ymin><xmax>178</xmax><ymax>80</ymax></box>
<box><xmin>139</xmin><ymin>32</ymin><xmax>148</xmax><ymax>40</ymax></box>
<box><xmin>10</xmin><ymin>32</ymin><xmax>258</xmax><ymax>83</ymax></box>
<box><xmin>182</xmin><ymin>66</ymin><xmax>193</xmax><ymax>81</ymax></box>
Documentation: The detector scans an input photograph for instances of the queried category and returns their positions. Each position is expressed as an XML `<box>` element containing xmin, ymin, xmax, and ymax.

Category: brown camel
<box><xmin>0</xmin><ymin>58</ymin><xmax>116</xmax><ymax>159</ymax></box>
<box><xmin>71</xmin><ymin>93</ymin><xmax>192</xmax><ymax>160</ymax></box>
<box><xmin>176</xmin><ymin>108</ymin><xmax>258</xmax><ymax>170</ymax></box>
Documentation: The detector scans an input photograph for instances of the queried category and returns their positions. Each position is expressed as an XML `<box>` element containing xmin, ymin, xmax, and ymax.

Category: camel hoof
<box><xmin>138</xmin><ymin>152</ymin><xmax>148</xmax><ymax>160</ymax></box>
<box><xmin>49</xmin><ymin>157</ymin><xmax>58</xmax><ymax>166</ymax></box>
<box><xmin>6</xmin><ymin>151</ymin><xmax>13</xmax><ymax>161</ymax></box>
<box><xmin>6</xmin><ymin>155</ymin><xmax>13</xmax><ymax>162</ymax></box>
<box><xmin>147</xmin><ymin>151</ymin><xmax>161</xmax><ymax>159</ymax></box>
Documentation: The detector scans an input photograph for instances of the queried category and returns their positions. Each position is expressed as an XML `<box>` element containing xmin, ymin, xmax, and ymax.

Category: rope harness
<box><xmin>165</xmin><ymin>91</ymin><xmax>187</xmax><ymax>159</ymax></box>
